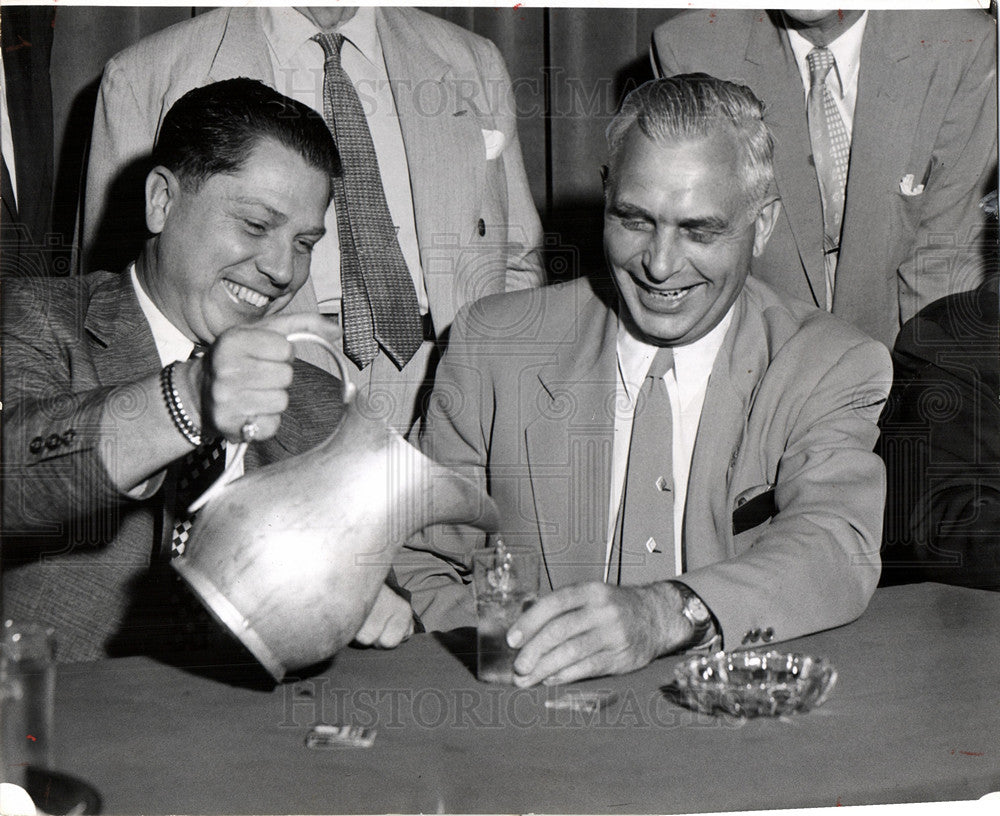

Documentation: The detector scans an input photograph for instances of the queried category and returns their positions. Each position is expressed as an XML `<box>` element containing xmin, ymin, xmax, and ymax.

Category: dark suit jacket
<box><xmin>879</xmin><ymin>276</ymin><xmax>1000</xmax><ymax>590</ymax></box>
<box><xmin>652</xmin><ymin>9</ymin><xmax>997</xmax><ymax>350</ymax></box>
<box><xmin>397</xmin><ymin>276</ymin><xmax>890</xmax><ymax>649</ymax></box>
<box><xmin>1</xmin><ymin>271</ymin><xmax>346</xmax><ymax>662</ymax></box>
<box><xmin>0</xmin><ymin>5</ymin><xmax>55</xmax><ymax>277</ymax></box>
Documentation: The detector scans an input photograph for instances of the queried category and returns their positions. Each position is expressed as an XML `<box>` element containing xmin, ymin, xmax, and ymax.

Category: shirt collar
<box><xmin>786</xmin><ymin>11</ymin><xmax>868</xmax><ymax>99</ymax></box>
<box><xmin>130</xmin><ymin>263</ymin><xmax>194</xmax><ymax>366</ymax></box>
<box><xmin>260</xmin><ymin>5</ymin><xmax>383</xmax><ymax>71</ymax></box>
<box><xmin>616</xmin><ymin>302</ymin><xmax>735</xmax><ymax>400</ymax></box>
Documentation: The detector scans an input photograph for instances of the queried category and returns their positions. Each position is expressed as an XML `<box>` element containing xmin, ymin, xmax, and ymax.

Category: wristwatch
<box><xmin>669</xmin><ymin>581</ymin><xmax>715</xmax><ymax>649</ymax></box>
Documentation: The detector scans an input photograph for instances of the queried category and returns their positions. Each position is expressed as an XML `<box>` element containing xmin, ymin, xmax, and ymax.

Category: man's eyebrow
<box><xmin>678</xmin><ymin>215</ymin><xmax>731</xmax><ymax>232</ymax></box>
<box><xmin>607</xmin><ymin>201</ymin><xmax>653</xmax><ymax>220</ymax></box>
<box><xmin>232</xmin><ymin>198</ymin><xmax>287</xmax><ymax>222</ymax></box>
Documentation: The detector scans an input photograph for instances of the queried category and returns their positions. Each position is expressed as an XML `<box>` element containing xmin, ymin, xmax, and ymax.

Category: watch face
<box><xmin>686</xmin><ymin>596</ymin><xmax>712</xmax><ymax>626</ymax></box>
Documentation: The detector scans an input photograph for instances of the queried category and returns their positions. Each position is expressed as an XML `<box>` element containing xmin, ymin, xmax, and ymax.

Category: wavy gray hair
<box><xmin>606</xmin><ymin>74</ymin><xmax>776</xmax><ymax>210</ymax></box>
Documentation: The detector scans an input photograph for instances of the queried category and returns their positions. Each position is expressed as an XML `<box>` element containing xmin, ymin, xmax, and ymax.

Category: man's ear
<box><xmin>145</xmin><ymin>166</ymin><xmax>179</xmax><ymax>235</ymax></box>
<box><xmin>751</xmin><ymin>196</ymin><xmax>782</xmax><ymax>257</ymax></box>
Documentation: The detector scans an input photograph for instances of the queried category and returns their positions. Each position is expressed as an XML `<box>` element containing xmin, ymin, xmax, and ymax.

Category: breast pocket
<box><xmin>732</xmin><ymin>483</ymin><xmax>777</xmax><ymax>537</ymax></box>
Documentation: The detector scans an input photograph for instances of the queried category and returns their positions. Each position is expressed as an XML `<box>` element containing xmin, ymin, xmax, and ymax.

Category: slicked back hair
<box><xmin>152</xmin><ymin>77</ymin><xmax>340</xmax><ymax>192</ymax></box>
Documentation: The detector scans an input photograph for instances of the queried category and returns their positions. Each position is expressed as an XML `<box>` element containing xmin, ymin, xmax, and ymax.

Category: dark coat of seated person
<box><xmin>1</xmin><ymin>78</ymin><xmax>413</xmax><ymax>663</ymax></box>
<box><xmin>879</xmin><ymin>270</ymin><xmax>1000</xmax><ymax>591</ymax></box>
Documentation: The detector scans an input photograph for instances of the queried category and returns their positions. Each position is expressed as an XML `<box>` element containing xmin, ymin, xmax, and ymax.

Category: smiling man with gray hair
<box><xmin>397</xmin><ymin>74</ymin><xmax>891</xmax><ymax>686</ymax></box>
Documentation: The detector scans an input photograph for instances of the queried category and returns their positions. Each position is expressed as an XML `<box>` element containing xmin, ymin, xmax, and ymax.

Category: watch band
<box><xmin>669</xmin><ymin>581</ymin><xmax>715</xmax><ymax>649</ymax></box>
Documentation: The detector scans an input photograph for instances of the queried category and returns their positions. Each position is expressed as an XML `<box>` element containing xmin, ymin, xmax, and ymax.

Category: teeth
<box><xmin>649</xmin><ymin>286</ymin><xmax>689</xmax><ymax>300</ymax></box>
<box><xmin>225</xmin><ymin>281</ymin><xmax>271</xmax><ymax>308</ymax></box>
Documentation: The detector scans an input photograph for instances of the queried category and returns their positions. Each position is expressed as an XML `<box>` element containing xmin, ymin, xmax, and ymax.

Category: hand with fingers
<box><xmin>353</xmin><ymin>583</ymin><xmax>416</xmax><ymax>649</ymax></box>
<box><xmin>505</xmin><ymin>580</ymin><xmax>696</xmax><ymax>687</ymax></box>
<box><xmin>195</xmin><ymin>311</ymin><xmax>342</xmax><ymax>443</ymax></box>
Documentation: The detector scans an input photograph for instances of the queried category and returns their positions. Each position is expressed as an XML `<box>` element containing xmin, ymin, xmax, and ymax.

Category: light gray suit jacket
<box><xmin>397</xmin><ymin>276</ymin><xmax>891</xmax><ymax>650</ymax></box>
<box><xmin>83</xmin><ymin>6</ymin><xmax>544</xmax><ymax>335</ymax></box>
<box><xmin>653</xmin><ymin>9</ymin><xmax>997</xmax><ymax>349</ymax></box>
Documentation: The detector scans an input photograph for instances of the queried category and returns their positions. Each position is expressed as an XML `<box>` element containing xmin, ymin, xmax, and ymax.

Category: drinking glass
<box><xmin>1</xmin><ymin>621</ymin><xmax>56</xmax><ymax>788</ymax></box>
<box><xmin>472</xmin><ymin>544</ymin><xmax>540</xmax><ymax>684</ymax></box>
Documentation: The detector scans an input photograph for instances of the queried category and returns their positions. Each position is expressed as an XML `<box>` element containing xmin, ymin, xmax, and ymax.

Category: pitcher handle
<box><xmin>187</xmin><ymin>331</ymin><xmax>356</xmax><ymax>514</ymax></box>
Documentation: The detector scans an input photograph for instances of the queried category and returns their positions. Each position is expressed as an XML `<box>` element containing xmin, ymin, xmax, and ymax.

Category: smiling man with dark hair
<box><xmin>397</xmin><ymin>75</ymin><xmax>891</xmax><ymax>686</ymax></box>
<box><xmin>2</xmin><ymin>79</ymin><xmax>412</xmax><ymax>662</ymax></box>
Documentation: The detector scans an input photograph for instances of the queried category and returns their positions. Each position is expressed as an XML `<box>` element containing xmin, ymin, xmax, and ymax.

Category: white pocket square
<box><xmin>899</xmin><ymin>174</ymin><xmax>925</xmax><ymax>196</ymax></box>
<box><xmin>482</xmin><ymin>128</ymin><xmax>506</xmax><ymax>160</ymax></box>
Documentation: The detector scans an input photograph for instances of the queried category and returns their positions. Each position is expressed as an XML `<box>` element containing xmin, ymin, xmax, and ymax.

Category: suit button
<box><xmin>45</xmin><ymin>434</ymin><xmax>63</xmax><ymax>450</ymax></box>
<box><xmin>762</xmin><ymin>627</ymin><xmax>775</xmax><ymax>642</ymax></box>
<box><xmin>29</xmin><ymin>436</ymin><xmax>45</xmax><ymax>454</ymax></box>
<box><xmin>477</xmin><ymin>218</ymin><xmax>486</xmax><ymax>237</ymax></box>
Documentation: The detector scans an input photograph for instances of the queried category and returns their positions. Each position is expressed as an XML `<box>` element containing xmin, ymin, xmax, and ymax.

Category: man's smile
<box><xmin>635</xmin><ymin>278</ymin><xmax>706</xmax><ymax>306</ymax></box>
<box><xmin>223</xmin><ymin>280</ymin><xmax>274</xmax><ymax>309</ymax></box>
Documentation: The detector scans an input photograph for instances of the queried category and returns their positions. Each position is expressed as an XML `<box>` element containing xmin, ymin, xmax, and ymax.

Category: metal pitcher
<box><xmin>173</xmin><ymin>332</ymin><xmax>498</xmax><ymax>681</ymax></box>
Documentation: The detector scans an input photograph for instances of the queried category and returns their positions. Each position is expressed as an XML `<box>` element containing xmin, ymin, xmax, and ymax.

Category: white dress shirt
<box><xmin>131</xmin><ymin>265</ymin><xmax>239</xmax><ymax>475</ymax></box>
<box><xmin>786</xmin><ymin>12</ymin><xmax>869</xmax><ymax>139</ymax></box>
<box><xmin>604</xmin><ymin>307</ymin><xmax>735</xmax><ymax>583</ymax></box>
<box><xmin>259</xmin><ymin>6</ymin><xmax>428</xmax><ymax>315</ymax></box>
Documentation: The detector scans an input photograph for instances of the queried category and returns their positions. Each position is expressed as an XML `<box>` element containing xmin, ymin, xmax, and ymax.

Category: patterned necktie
<box><xmin>313</xmin><ymin>32</ymin><xmax>423</xmax><ymax>370</ymax></box>
<box><xmin>611</xmin><ymin>346</ymin><xmax>675</xmax><ymax>586</ymax></box>
<box><xmin>806</xmin><ymin>46</ymin><xmax>850</xmax><ymax>310</ymax></box>
<box><xmin>166</xmin><ymin>345</ymin><xmax>225</xmax><ymax>558</ymax></box>
<box><xmin>168</xmin><ymin>439</ymin><xmax>225</xmax><ymax>558</ymax></box>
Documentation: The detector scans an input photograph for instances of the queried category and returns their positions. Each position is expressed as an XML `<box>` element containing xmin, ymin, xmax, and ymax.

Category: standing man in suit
<box><xmin>0</xmin><ymin>4</ymin><xmax>55</xmax><ymax>277</ymax></box>
<box><xmin>397</xmin><ymin>76</ymin><xmax>890</xmax><ymax>686</ymax></box>
<box><xmin>3</xmin><ymin>79</ymin><xmax>412</xmax><ymax>663</ymax></box>
<box><xmin>82</xmin><ymin>5</ymin><xmax>544</xmax><ymax>433</ymax></box>
<box><xmin>652</xmin><ymin>9</ymin><xmax>997</xmax><ymax>350</ymax></box>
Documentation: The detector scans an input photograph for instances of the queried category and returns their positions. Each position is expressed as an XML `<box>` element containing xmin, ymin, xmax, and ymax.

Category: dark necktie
<box><xmin>165</xmin><ymin>345</ymin><xmax>225</xmax><ymax>558</ymax></box>
<box><xmin>806</xmin><ymin>46</ymin><xmax>850</xmax><ymax>310</ymax></box>
<box><xmin>153</xmin><ymin>349</ymin><xmax>228</xmax><ymax>654</ymax></box>
<box><xmin>313</xmin><ymin>32</ymin><xmax>423</xmax><ymax>370</ymax></box>
<box><xmin>611</xmin><ymin>346</ymin><xmax>675</xmax><ymax>586</ymax></box>
<box><xmin>167</xmin><ymin>439</ymin><xmax>225</xmax><ymax>558</ymax></box>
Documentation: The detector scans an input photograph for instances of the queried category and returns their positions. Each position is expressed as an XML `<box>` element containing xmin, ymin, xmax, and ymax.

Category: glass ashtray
<box><xmin>673</xmin><ymin>650</ymin><xmax>837</xmax><ymax>717</ymax></box>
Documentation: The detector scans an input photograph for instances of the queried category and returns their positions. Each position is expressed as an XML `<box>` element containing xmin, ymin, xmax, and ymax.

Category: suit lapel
<box><xmin>524</xmin><ymin>289</ymin><xmax>617</xmax><ymax>588</ymax></box>
<box><xmin>746</xmin><ymin>14</ymin><xmax>827</xmax><ymax>305</ymax></box>
<box><xmin>85</xmin><ymin>272</ymin><xmax>161</xmax><ymax>386</ymax></box>
<box><xmin>376</xmin><ymin>9</ymin><xmax>490</xmax><ymax>333</ymax></box>
<box><xmin>833</xmin><ymin>12</ymin><xmax>908</xmax><ymax>329</ymax></box>
<box><xmin>684</xmin><ymin>291</ymin><xmax>765</xmax><ymax>569</ymax></box>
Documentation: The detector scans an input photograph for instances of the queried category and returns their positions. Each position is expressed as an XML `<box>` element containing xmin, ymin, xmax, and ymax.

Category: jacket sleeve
<box><xmin>1</xmin><ymin>288</ymin><xmax>142</xmax><ymax>544</ymax></box>
<box><xmin>82</xmin><ymin>56</ymin><xmax>160</xmax><ymax>273</ymax></box>
<box><xmin>393</xmin><ymin>304</ymin><xmax>494</xmax><ymax>630</ymax></box>
<box><xmin>680</xmin><ymin>337</ymin><xmax>891</xmax><ymax>648</ymax></box>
